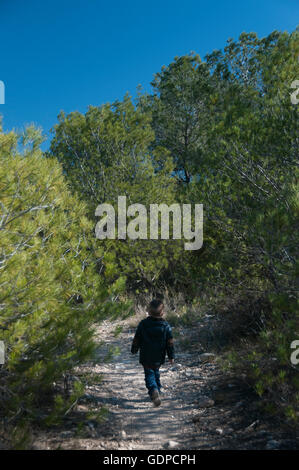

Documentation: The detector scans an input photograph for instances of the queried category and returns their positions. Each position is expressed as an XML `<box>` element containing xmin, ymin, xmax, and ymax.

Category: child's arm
<box><xmin>131</xmin><ymin>323</ymin><xmax>142</xmax><ymax>354</ymax></box>
<box><xmin>166</xmin><ymin>325</ymin><xmax>175</xmax><ymax>363</ymax></box>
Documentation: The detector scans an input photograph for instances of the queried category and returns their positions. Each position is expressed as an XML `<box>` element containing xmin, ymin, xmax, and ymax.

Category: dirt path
<box><xmin>32</xmin><ymin>317</ymin><xmax>298</xmax><ymax>450</ymax></box>
<box><xmin>89</xmin><ymin>320</ymin><xmax>200</xmax><ymax>450</ymax></box>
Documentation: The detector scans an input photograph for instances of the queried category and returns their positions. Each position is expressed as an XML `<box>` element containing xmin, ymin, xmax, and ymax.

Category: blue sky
<box><xmin>0</xmin><ymin>0</ymin><xmax>298</xmax><ymax>149</ymax></box>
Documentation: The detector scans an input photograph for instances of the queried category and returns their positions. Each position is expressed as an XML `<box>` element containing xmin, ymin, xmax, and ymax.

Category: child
<box><xmin>131</xmin><ymin>299</ymin><xmax>175</xmax><ymax>407</ymax></box>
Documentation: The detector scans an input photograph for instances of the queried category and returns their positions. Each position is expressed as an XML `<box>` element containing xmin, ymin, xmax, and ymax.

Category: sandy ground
<box><xmin>31</xmin><ymin>317</ymin><xmax>298</xmax><ymax>450</ymax></box>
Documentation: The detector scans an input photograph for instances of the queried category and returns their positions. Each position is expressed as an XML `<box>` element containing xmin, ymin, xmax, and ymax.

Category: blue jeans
<box><xmin>143</xmin><ymin>366</ymin><xmax>162</xmax><ymax>396</ymax></box>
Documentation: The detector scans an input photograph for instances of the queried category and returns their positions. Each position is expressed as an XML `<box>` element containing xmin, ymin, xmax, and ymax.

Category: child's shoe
<box><xmin>150</xmin><ymin>389</ymin><xmax>161</xmax><ymax>407</ymax></box>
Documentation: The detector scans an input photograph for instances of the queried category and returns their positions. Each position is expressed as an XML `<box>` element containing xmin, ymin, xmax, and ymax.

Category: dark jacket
<box><xmin>131</xmin><ymin>316</ymin><xmax>175</xmax><ymax>368</ymax></box>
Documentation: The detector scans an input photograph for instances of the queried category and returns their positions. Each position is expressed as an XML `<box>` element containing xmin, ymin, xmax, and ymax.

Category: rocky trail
<box><xmin>32</xmin><ymin>315</ymin><xmax>298</xmax><ymax>450</ymax></box>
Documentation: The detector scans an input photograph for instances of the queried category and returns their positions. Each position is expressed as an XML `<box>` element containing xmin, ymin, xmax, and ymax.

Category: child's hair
<box><xmin>148</xmin><ymin>299</ymin><xmax>164</xmax><ymax>317</ymax></box>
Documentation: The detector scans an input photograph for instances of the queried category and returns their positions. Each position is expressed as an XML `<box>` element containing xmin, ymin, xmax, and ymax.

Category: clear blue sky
<box><xmin>0</xmin><ymin>0</ymin><xmax>298</xmax><ymax>149</ymax></box>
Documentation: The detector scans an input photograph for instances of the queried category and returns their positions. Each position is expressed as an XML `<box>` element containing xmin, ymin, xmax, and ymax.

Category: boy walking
<box><xmin>131</xmin><ymin>299</ymin><xmax>175</xmax><ymax>407</ymax></box>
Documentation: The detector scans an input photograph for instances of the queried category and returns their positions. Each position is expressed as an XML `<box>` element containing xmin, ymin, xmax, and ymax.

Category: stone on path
<box><xmin>199</xmin><ymin>353</ymin><xmax>217</xmax><ymax>363</ymax></box>
<box><xmin>164</xmin><ymin>440</ymin><xmax>179</xmax><ymax>449</ymax></box>
<box><xmin>197</xmin><ymin>396</ymin><xmax>215</xmax><ymax>408</ymax></box>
